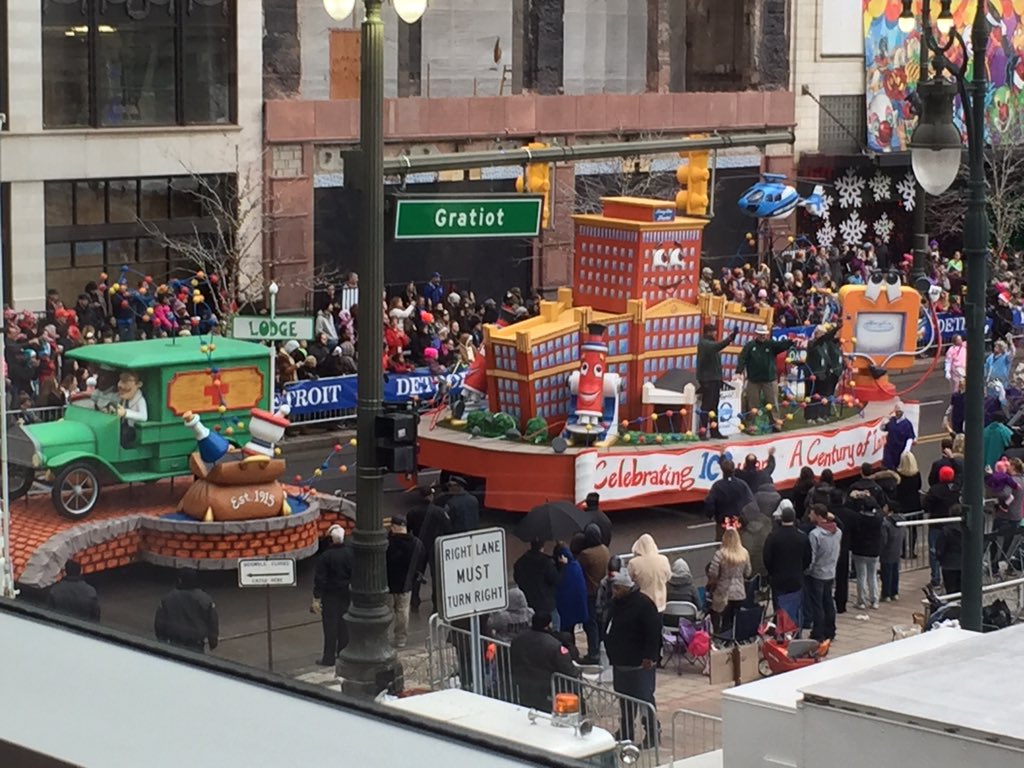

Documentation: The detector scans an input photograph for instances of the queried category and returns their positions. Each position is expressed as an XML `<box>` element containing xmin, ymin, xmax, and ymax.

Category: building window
<box><xmin>44</xmin><ymin>175</ymin><xmax>232</xmax><ymax>310</ymax></box>
<box><xmin>41</xmin><ymin>0</ymin><xmax>236</xmax><ymax>129</ymax></box>
<box><xmin>818</xmin><ymin>95</ymin><xmax>865</xmax><ymax>156</ymax></box>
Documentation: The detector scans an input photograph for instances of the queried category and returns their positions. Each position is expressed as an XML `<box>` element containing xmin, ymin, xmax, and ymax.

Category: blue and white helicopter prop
<box><xmin>738</xmin><ymin>173</ymin><xmax>826</xmax><ymax>220</ymax></box>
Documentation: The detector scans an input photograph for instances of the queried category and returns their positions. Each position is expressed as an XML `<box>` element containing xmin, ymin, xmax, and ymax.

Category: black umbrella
<box><xmin>514</xmin><ymin>500</ymin><xmax>609</xmax><ymax>544</ymax></box>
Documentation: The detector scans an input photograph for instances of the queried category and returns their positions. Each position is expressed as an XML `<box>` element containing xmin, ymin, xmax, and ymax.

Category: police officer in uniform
<box><xmin>154</xmin><ymin>568</ymin><xmax>219</xmax><ymax>653</ymax></box>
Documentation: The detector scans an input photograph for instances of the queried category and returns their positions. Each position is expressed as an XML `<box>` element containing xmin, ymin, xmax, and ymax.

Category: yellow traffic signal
<box><xmin>675</xmin><ymin>137</ymin><xmax>711</xmax><ymax>216</ymax></box>
<box><xmin>516</xmin><ymin>141</ymin><xmax>550</xmax><ymax>229</ymax></box>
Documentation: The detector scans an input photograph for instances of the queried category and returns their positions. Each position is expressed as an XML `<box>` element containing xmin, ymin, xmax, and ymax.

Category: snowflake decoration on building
<box><xmin>816</xmin><ymin>221</ymin><xmax>837</xmax><ymax>249</ymax></box>
<box><xmin>819</xmin><ymin>193</ymin><xmax>834</xmax><ymax>220</ymax></box>
<box><xmin>873</xmin><ymin>213</ymin><xmax>895</xmax><ymax>243</ymax></box>
<box><xmin>868</xmin><ymin>172</ymin><xmax>892</xmax><ymax>201</ymax></box>
<box><xmin>835</xmin><ymin>168</ymin><xmax>866</xmax><ymax>209</ymax></box>
<box><xmin>838</xmin><ymin>212</ymin><xmax>868</xmax><ymax>246</ymax></box>
<box><xmin>896</xmin><ymin>171</ymin><xmax>916</xmax><ymax>211</ymax></box>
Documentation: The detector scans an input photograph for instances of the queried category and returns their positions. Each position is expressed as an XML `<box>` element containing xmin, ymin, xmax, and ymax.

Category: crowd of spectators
<box><xmin>274</xmin><ymin>272</ymin><xmax>545</xmax><ymax>389</ymax></box>
<box><xmin>8</xmin><ymin>236</ymin><xmax>1024</xmax><ymax>414</ymax></box>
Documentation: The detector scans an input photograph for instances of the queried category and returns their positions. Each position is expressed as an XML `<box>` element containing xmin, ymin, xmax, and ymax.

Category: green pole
<box><xmin>338</xmin><ymin>0</ymin><xmax>403</xmax><ymax>696</ymax></box>
<box><xmin>960</xmin><ymin>0</ymin><xmax>989</xmax><ymax>632</ymax></box>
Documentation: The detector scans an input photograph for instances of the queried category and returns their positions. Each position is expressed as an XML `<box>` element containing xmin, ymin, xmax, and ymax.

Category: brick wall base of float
<box><xmin>16</xmin><ymin>496</ymin><xmax>346</xmax><ymax>588</ymax></box>
<box><xmin>138</xmin><ymin>502</ymin><xmax>322</xmax><ymax>570</ymax></box>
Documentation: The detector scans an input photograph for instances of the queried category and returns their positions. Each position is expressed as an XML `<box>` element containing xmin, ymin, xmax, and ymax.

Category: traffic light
<box><xmin>515</xmin><ymin>141</ymin><xmax>551</xmax><ymax>229</ymax></box>
<box><xmin>675</xmin><ymin>141</ymin><xmax>711</xmax><ymax>216</ymax></box>
<box><xmin>376</xmin><ymin>409</ymin><xmax>418</xmax><ymax>473</ymax></box>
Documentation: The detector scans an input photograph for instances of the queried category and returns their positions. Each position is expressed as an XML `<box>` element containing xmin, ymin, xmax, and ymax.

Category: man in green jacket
<box><xmin>697</xmin><ymin>323</ymin><xmax>737</xmax><ymax>439</ymax></box>
<box><xmin>737</xmin><ymin>324</ymin><xmax>794</xmax><ymax>430</ymax></box>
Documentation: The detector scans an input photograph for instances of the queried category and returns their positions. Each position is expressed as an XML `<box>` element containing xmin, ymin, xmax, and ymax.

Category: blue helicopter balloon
<box><xmin>738</xmin><ymin>173</ymin><xmax>826</xmax><ymax>220</ymax></box>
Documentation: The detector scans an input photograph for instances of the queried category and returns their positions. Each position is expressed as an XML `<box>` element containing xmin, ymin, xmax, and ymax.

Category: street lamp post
<box><xmin>901</xmin><ymin>0</ymin><xmax>988</xmax><ymax>631</ymax></box>
<box><xmin>323</xmin><ymin>0</ymin><xmax>426</xmax><ymax>696</ymax></box>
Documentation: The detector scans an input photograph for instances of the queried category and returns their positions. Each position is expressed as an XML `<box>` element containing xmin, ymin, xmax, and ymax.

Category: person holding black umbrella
<box><xmin>513</xmin><ymin>541</ymin><xmax>563</xmax><ymax>629</ymax></box>
<box><xmin>583</xmin><ymin>493</ymin><xmax>613</xmax><ymax>546</ymax></box>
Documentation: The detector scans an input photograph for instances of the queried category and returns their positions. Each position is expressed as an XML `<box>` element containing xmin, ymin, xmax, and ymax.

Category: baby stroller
<box><xmin>757</xmin><ymin>609</ymin><xmax>830</xmax><ymax>677</ymax></box>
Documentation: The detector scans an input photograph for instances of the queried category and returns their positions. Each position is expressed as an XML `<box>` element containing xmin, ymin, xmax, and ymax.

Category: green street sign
<box><xmin>232</xmin><ymin>315</ymin><xmax>314</xmax><ymax>341</ymax></box>
<box><xmin>393</xmin><ymin>196</ymin><xmax>543</xmax><ymax>240</ymax></box>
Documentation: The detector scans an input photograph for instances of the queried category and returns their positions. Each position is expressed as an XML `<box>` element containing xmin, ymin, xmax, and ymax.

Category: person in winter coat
<box><xmin>736</xmin><ymin>325</ymin><xmax>793</xmax><ymax>426</ymax></box>
<box><xmin>627</xmin><ymin>533</ymin><xmax>672</xmax><ymax>612</ymax></box>
<box><xmin>513</xmin><ymin>540</ymin><xmax>562</xmax><ymax>623</ymax></box>
<box><xmin>509</xmin><ymin>612</ymin><xmax>580</xmax><ymax>711</ymax></box>
<box><xmin>847</xmin><ymin>486</ymin><xmax>884</xmax><ymax>609</ymax></box>
<box><xmin>386</xmin><ymin>515</ymin><xmax>426</xmax><ymax>648</ymax></box>
<box><xmin>313</xmin><ymin>525</ymin><xmax>353</xmax><ymax>665</ymax></box>
<box><xmin>576</xmin><ymin>523</ymin><xmax>610</xmax><ymax>663</ymax></box>
<box><xmin>443</xmin><ymin>476</ymin><xmax>480</xmax><ymax>533</ymax></box>
<box><xmin>735</xmin><ymin>449</ymin><xmax>776</xmax><ymax>491</ymax></box>
<box><xmin>895</xmin><ymin>451</ymin><xmax>923</xmax><ymax>557</ymax></box>
<box><xmin>763</xmin><ymin>505</ymin><xmax>811</xmax><ymax>625</ymax></box>
<box><xmin>582</xmin><ymin>493</ymin><xmax>613</xmax><ymax>546</ymax></box>
<box><xmin>879</xmin><ymin>506</ymin><xmax>906</xmax><ymax>602</ymax></box>
<box><xmin>554</xmin><ymin>543</ymin><xmax>589</xmax><ymax>640</ymax></box>
<box><xmin>805</xmin><ymin>504</ymin><xmax>842</xmax><ymax>641</ymax></box>
<box><xmin>697</xmin><ymin>323</ymin><xmax>737</xmax><ymax>439</ymax></box>
<box><xmin>827</xmin><ymin>488</ymin><xmax>855</xmax><ymax>614</ymax></box>
<box><xmin>489</xmin><ymin>587</ymin><xmax>534</xmax><ymax>644</ymax></box>
<box><xmin>707</xmin><ymin>527</ymin><xmax>753</xmax><ymax>632</ymax></box>
<box><xmin>154</xmin><ymin>568</ymin><xmax>219</xmax><ymax>653</ymax></box>
<box><xmin>665</xmin><ymin>558</ymin><xmax>699</xmax><ymax>609</ymax></box>
<box><xmin>792</xmin><ymin>467</ymin><xmax>816</xmax><ymax>518</ymax></box>
<box><xmin>605</xmin><ymin>571</ymin><xmax>663</xmax><ymax>748</ymax></box>
<box><xmin>595</xmin><ymin>556</ymin><xmax>622</xmax><ymax>639</ymax></box>
<box><xmin>923</xmin><ymin>465</ymin><xmax>961</xmax><ymax>588</ymax></box>
<box><xmin>407</xmin><ymin>485</ymin><xmax>451</xmax><ymax>611</ymax></box>
<box><xmin>48</xmin><ymin>560</ymin><xmax>100</xmax><ymax>622</ymax></box>
<box><xmin>739</xmin><ymin>498</ymin><xmax>772</xmax><ymax>581</ymax></box>
<box><xmin>935</xmin><ymin>510</ymin><xmax>964</xmax><ymax>595</ymax></box>
<box><xmin>704</xmin><ymin>459</ymin><xmax>754</xmax><ymax>540</ymax></box>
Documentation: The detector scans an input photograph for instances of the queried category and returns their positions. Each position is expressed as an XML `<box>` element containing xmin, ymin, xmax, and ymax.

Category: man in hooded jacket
<box><xmin>805</xmin><ymin>504</ymin><xmax>841</xmax><ymax>641</ymax></box>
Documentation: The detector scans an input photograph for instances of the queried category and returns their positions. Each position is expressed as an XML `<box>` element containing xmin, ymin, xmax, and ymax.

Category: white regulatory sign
<box><xmin>238</xmin><ymin>558</ymin><xmax>297</xmax><ymax>588</ymax></box>
<box><xmin>437</xmin><ymin>528</ymin><xmax>508</xmax><ymax>621</ymax></box>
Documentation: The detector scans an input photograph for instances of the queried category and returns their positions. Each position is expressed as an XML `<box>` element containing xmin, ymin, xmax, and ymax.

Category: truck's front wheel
<box><xmin>52</xmin><ymin>462</ymin><xmax>102</xmax><ymax>520</ymax></box>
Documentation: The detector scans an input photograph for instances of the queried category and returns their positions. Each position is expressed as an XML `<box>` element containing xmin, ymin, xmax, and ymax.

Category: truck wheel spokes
<box><xmin>61</xmin><ymin>470</ymin><xmax>97</xmax><ymax>513</ymax></box>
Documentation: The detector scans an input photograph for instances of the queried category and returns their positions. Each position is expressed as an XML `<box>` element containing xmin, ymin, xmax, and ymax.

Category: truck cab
<box><xmin>7</xmin><ymin>336</ymin><xmax>272</xmax><ymax>519</ymax></box>
<box><xmin>379</xmin><ymin>688</ymin><xmax>638</xmax><ymax>767</ymax></box>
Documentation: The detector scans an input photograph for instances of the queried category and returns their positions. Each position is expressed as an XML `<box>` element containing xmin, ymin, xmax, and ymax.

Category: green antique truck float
<box><xmin>8</xmin><ymin>336</ymin><xmax>272</xmax><ymax>519</ymax></box>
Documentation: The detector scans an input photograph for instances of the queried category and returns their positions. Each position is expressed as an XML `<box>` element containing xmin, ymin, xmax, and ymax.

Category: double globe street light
<box><xmin>899</xmin><ymin>0</ymin><xmax>988</xmax><ymax>631</ymax></box>
<box><xmin>321</xmin><ymin>0</ymin><xmax>427</xmax><ymax>696</ymax></box>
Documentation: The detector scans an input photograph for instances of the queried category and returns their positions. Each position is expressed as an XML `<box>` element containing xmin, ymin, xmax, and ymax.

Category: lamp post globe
<box><xmin>393</xmin><ymin>0</ymin><xmax>427</xmax><ymax>23</ymax></box>
<box><xmin>323</xmin><ymin>0</ymin><xmax>356</xmax><ymax>21</ymax></box>
<box><xmin>910</xmin><ymin>78</ymin><xmax>963</xmax><ymax>196</ymax></box>
<box><xmin>911</xmin><ymin>147</ymin><xmax>961</xmax><ymax>195</ymax></box>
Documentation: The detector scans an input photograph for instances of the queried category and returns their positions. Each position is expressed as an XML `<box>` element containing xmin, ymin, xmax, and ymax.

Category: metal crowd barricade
<box><xmin>282</xmin><ymin>404</ymin><xmax>357</xmax><ymax>428</ymax></box>
<box><xmin>550</xmin><ymin>672</ymin><xmax>661</xmax><ymax>768</ymax></box>
<box><xmin>10</xmin><ymin>405</ymin><xmax>67</xmax><ymax>425</ymax></box>
<box><xmin>426</xmin><ymin>614</ymin><xmax>517</xmax><ymax>703</ymax></box>
<box><xmin>932</xmin><ymin>576</ymin><xmax>1024</xmax><ymax>618</ymax></box>
<box><xmin>670</xmin><ymin>708</ymin><xmax>723</xmax><ymax>762</ymax></box>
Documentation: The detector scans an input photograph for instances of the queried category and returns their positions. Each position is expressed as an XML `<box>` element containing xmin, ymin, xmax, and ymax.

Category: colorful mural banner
<box><xmin>864</xmin><ymin>0</ymin><xmax>1024</xmax><ymax>153</ymax></box>
<box><xmin>275</xmin><ymin>370</ymin><xmax>466</xmax><ymax>416</ymax></box>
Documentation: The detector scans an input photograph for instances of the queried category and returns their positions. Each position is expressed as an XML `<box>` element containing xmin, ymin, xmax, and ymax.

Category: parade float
<box><xmin>6</xmin><ymin>335</ymin><xmax>350</xmax><ymax>590</ymax></box>
<box><xmin>415</xmin><ymin>195</ymin><xmax>925</xmax><ymax>512</ymax></box>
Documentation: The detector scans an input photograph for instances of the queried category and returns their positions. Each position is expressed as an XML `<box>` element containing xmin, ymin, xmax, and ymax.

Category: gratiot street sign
<box><xmin>237</xmin><ymin>558</ymin><xmax>297</xmax><ymax>588</ymax></box>
<box><xmin>232</xmin><ymin>315</ymin><xmax>314</xmax><ymax>341</ymax></box>
<box><xmin>393</xmin><ymin>196</ymin><xmax>543</xmax><ymax>240</ymax></box>
<box><xmin>436</xmin><ymin>527</ymin><xmax>508</xmax><ymax>621</ymax></box>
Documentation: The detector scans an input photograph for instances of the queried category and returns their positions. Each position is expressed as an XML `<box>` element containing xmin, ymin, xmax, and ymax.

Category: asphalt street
<box><xmin>27</xmin><ymin>365</ymin><xmax>954</xmax><ymax>673</ymax></box>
